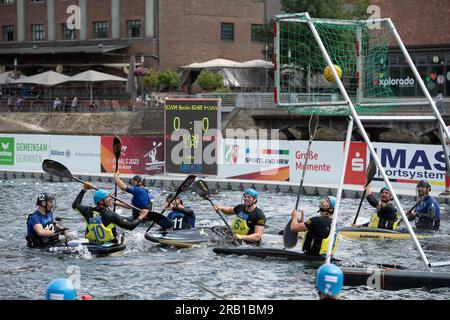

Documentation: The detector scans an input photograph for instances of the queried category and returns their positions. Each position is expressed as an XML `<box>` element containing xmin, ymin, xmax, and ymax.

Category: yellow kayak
<box><xmin>338</xmin><ymin>227</ymin><xmax>432</xmax><ymax>240</ymax></box>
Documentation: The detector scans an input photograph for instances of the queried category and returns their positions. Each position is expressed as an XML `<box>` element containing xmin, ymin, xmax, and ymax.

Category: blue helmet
<box><xmin>417</xmin><ymin>179</ymin><xmax>431</xmax><ymax>190</ymax></box>
<box><xmin>316</xmin><ymin>263</ymin><xmax>343</xmax><ymax>297</ymax></box>
<box><xmin>243</xmin><ymin>188</ymin><xmax>258</xmax><ymax>199</ymax></box>
<box><xmin>326</xmin><ymin>196</ymin><xmax>336</xmax><ymax>208</ymax></box>
<box><xmin>93</xmin><ymin>189</ymin><xmax>110</xmax><ymax>205</ymax></box>
<box><xmin>46</xmin><ymin>278</ymin><xmax>77</xmax><ymax>300</ymax></box>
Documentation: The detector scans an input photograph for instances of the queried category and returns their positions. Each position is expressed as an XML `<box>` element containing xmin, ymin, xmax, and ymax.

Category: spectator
<box><xmin>15</xmin><ymin>95</ymin><xmax>23</xmax><ymax>112</ymax></box>
<box><xmin>89</xmin><ymin>100</ymin><xmax>98</xmax><ymax>112</ymax></box>
<box><xmin>71</xmin><ymin>95</ymin><xmax>78</xmax><ymax>112</ymax></box>
<box><xmin>7</xmin><ymin>96</ymin><xmax>14</xmax><ymax>112</ymax></box>
<box><xmin>53</xmin><ymin>97</ymin><xmax>61</xmax><ymax>112</ymax></box>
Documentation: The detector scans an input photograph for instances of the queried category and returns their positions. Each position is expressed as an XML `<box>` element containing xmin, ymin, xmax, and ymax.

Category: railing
<box><xmin>0</xmin><ymin>99</ymin><xmax>148</xmax><ymax>113</ymax></box>
<box><xmin>0</xmin><ymin>93</ymin><xmax>448</xmax><ymax>114</ymax></box>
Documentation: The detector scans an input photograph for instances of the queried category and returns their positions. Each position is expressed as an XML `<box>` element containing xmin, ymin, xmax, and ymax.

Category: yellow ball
<box><xmin>324</xmin><ymin>64</ymin><xmax>342</xmax><ymax>83</ymax></box>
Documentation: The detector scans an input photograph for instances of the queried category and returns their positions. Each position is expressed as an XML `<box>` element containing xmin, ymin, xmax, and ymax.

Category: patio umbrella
<box><xmin>69</xmin><ymin>70</ymin><xmax>126</xmax><ymax>100</ymax></box>
<box><xmin>11</xmin><ymin>70</ymin><xmax>70</xmax><ymax>86</ymax></box>
<box><xmin>0</xmin><ymin>71</ymin><xmax>27</xmax><ymax>85</ymax></box>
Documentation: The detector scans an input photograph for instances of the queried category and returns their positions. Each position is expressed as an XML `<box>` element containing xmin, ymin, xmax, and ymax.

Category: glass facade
<box><xmin>385</xmin><ymin>51</ymin><xmax>450</xmax><ymax>97</ymax></box>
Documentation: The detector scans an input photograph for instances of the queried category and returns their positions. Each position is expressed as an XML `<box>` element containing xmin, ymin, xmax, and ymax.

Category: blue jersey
<box><xmin>415</xmin><ymin>195</ymin><xmax>440</xmax><ymax>229</ymax></box>
<box><xmin>125</xmin><ymin>186</ymin><xmax>154</xmax><ymax>210</ymax></box>
<box><xmin>27</xmin><ymin>210</ymin><xmax>55</xmax><ymax>238</ymax></box>
<box><xmin>167</xmin><ymin>206</ymin><xmax>195</xmax><ymax>230</ymax></box>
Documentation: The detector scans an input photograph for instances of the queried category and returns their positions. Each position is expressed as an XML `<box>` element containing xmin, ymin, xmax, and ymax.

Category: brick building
<box><xmin>0</xmin><ymin>0</ymin><xmax>266</xmax><ymax>77</ymax></box>
<box><xmin>370</xmin><ymin>0</ymin><xmax>450</xmax><ymax>98</ymax></box>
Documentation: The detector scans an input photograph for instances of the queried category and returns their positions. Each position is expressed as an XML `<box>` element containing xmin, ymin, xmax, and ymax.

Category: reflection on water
<box><xmin>1</xmin><ymin>179</ymin><xmax>449</xmax><ymax>300</ymax></box>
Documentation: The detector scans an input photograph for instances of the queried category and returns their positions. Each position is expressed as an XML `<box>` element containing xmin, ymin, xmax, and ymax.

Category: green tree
<box><xmin>255</xmin><ymin>0</ymin><xmax>370</xmax><ymax>58</ymax></box>
<box><xmin>158</xmin><ymin>70</ymin><xmax>181</xmax><ymax>91</ymax></box>
<box><xmin>142</xmin><ymin>71</ymin><xmax>159</xmax><ymax>91</ymax></box>
<box><xmin>196</xmin><ymin>69</ymin><xmax>224</xmax><ymax>92</ymax></box>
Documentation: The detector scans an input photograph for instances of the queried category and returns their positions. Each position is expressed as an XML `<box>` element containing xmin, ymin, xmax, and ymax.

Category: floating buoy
<box><xmin>45</xmin><ymin>278</ymin><xmax>77</xmax><ymax>300</ymax></box>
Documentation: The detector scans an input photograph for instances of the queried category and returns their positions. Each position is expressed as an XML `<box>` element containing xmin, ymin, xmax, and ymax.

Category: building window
<box><xmin>0</xmin><ymin>0</ymin><xmax>15</xmax><ymax>4</ymax></box>
<box><xmin>127</xmin><ymin>20</ymin><xmax>141</xmax><ymax>38</ymax></box>
<box><xmin>221</xmin><ymin>22</ymin><xmax>234</xmax><ymax>41</ymax></box>
<box><xmin>93</xmin><ymin>21</ymin><xmax>109</xmax><ymax>39</ymax></box>
<box><xmin>62</xmin><ymin>23</ymin><xmax>76</xmax><ymax>40</ymax></box>
<box><xmin>251</xmin><ymin>24</ymin><xmax>264</xmax><ymax>42</ymax></box>
<box><xmin>31</xmin><ymin>24</ymin><xmax>45</xmax><ymax>41</ymax></box>
<box><xmin>3</xmin><ymin>25</ymin><xmax>14</xmax><ymax>42</ymax></box>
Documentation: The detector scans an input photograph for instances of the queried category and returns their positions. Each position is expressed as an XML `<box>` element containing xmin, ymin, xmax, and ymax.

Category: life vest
<box><xmin>368</xmin><ymin>212</ymin><xmax>400</xmax><ymax>230</ymax></box>
<box><xmin>231</xmin><ymin>212</ymin><xmax>251</xmax><ymax>235</ymax></box>
<box><xmin>84</xmin><ymin>211</ymin><xmax>116</xmax><ymax>243</ymax></box>
<box><xmin>301</xmin><ymin>228</ymin><xmax>340</xmax><ymax>256</ymax></box>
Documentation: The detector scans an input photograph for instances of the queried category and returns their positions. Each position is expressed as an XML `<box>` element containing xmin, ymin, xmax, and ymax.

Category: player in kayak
<box><xmin>26</xmin><ymin>193</ymin><xmax>68</xmax><ymax>248</ymax></box>
<box><xmin>213</xmin><ymin>188</ymin><xmax>266</xmax><ymax>243</ymax></box>
<box><xmin>72</xmin><ymin>182</ymin><xmax>149</xmax><ymax>244</ymax></box>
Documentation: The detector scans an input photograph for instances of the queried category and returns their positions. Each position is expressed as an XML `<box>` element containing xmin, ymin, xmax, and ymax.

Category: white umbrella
<box><xmin>0</xmin><ymin>71</ymin><xmax>27</xmax><ymax>85</ymax></box>
<box><xmin>70</xmin><ymin>70</ymin><xmax>127</xmax><ymax>100</ymax></box>
<box><xmin>180</xmin><ymin>58</ymin><xmax>242</xmax><ymax>69</ymax></box>
<box><xmin>240</xmin><ymin>59</ymin><xmax>274</xmax><ymax>69</ymax></box>
<box><xmin>11</xmin><ymin>70</ymin><xmax>70</xmax><ymax>86</ymax></box>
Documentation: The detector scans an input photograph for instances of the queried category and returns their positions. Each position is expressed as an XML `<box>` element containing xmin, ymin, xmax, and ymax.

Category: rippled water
<box><xmin>1</xmin><ymin>178</ymin><xmax>450</xmax><ymax>300</ymax></box>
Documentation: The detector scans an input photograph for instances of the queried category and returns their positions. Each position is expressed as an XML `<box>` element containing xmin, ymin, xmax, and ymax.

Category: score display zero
<box><xmin>164</xmin><ymin>99</ymin><xmax>220</xmax><ymax>175</ymax></box>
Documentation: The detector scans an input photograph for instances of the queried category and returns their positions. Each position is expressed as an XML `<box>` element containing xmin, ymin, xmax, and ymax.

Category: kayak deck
<box><xmin>145</xmin><ymin>226</ymin><xmax>233</xmax><ymax>248</ymax></box>
<box><xmin>342</xmin><ymin>267</ymin><xmax>450</xmax><ymax>290</ymax></box>
<box><xmin>338</xmin><ymin>226</ymin><xmax>432</xmax><ymax>240</ymax></box>
<box><xmin>47</xmin><ymin>240</ymin><xmax>126</xmax><ymax>256</ymax></box>
<box><xmin>213</xmin><ymin>247</ymin><xmax>340</xmax><ymax>263</ymax></box>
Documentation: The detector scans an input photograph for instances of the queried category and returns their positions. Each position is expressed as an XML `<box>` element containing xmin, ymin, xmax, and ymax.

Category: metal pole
<box><xmin>437</xmin><ymin>122</ymin><xmax>450</xmax><ymax>180</ymax></box>
<box><xmin>325</xmin><ymin>116</ymin><xmax>353</xmax><ymax>264</ymax></box>
<box><xmin>356</xmin><ymin>26</ymin><xmax>363</xmax><ymax>104</ymax></box>
<box><xmin>274</xmin><ymin>18</ymin><xmax>280</xmax><ymax>104</ymax></box>
<box><xmin>305</xmin><ymin>12</ymin><xmax>432</xmax><ymax>271</ymax></box>
<box><xmin>388</xmin><ymin>19</ymin><xmax>450</xmax><ymax>144</ymax></box>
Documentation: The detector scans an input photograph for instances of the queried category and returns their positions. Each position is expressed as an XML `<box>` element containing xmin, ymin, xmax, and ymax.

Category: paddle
<box><xmin>192</xmin><ymin>179</ymin><xmax>234</xmax><ymax>234</ymax></box>
<box><xmin>42</xmin><ymin>159</ymin><xmax>172</xmax><ymax>229</ymax></box>
<box><xmin>283</xmin><ymin>114</ymin><xmax>320</xmax><ymax>249</ymax></box>
<box><xmin>352</xmin><ymin>161</ymin><xmax>377</xmax><ymax>225</ymax></box>
<box><xmin>396</xmin><ymin>202</ymin><xmax>419</xmax><ymax>227</ymax></box>
<box><xmin>112</xmin><ymin>136</ymin><xmax>122</xmax><ymax>212</ymax></box>
<box><xmin>145</xmin><ymin>174</ymin><xmax>197</xmax><ymax>233</ymax></box>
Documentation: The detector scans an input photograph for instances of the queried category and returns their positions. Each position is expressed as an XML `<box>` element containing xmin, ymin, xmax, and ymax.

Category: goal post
<box><xmin>273</xmin><ymin>13</ymin><xmax>439</xmax><ymax>116</ymax></box>
<box><xmin>274</xmin><ymin>12</ymin><xmax>450</xmax><ymax>271</ymax></box>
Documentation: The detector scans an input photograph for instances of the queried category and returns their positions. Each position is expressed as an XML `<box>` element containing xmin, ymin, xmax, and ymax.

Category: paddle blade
<box><xmin>283</xmin><ymin>219</ymin><xmax>298</xmax><ymax>249</ymax></box>
<box><xmin>192</xmin><ymin>180</ymin><xmax>211</xmax><ymax>200</ymax></box>
<box><xmin>177</xmin><ymin>175</ymin><xmax>197</xmax><ymax>194</ymax></box>
<box><xmin>365</xmin><ymin>161</ymin><xmax>377</xmax><ymax>187</ymax></box>
<box><xmin>42</xmin><ymin>159</ymin><xmax>74</xmax><ymax>180</ymax></box>
<box><xmin>113</xmin><ymin>136</ymin><xmax>122</xmax><ymax>163</ymax></box>
<box><xmin>309</xmin><ymin>115</ymin><xmax>320</xmax><ymax>139</ymax></box>
<box><xmin>146</xmin><ymin>211</ymin><xmax>173</xmax><ymax>230</ymax></box>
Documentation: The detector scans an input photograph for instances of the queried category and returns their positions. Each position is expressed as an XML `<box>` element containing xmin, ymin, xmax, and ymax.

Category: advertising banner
<box><xmin>49</xmin><ymin>135</ymin><xmax>100</xmax><ymax>173</ymax></box>
<box><xmin>101</xmin><ymin>136</ymin><xmax>164</xmax><ymax>175</ymax></box>
<box><xmin>289</xmin><ymin>141</ymin><xmax>343</xmax><ymax>184</ymax></box>
<box><xmin>0</xmin><ymin>134</ymin><xmax>50</xmax><ymax>170</ymax></box>
<box><xmin>220</xmin><ymin>139</ymin><xmax>291</xmax><ymax>180</ymax></box>
<box><xmin>370</xmin><ymin>142</ymin><xmax>447</xmax><ymax>187</ymax></box>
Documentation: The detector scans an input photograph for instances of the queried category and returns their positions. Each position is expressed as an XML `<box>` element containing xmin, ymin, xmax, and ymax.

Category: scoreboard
<box><xmin>164</xmin><ymin>99</ymin><xmax>221</xmax><ymax>175</ymax></box>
